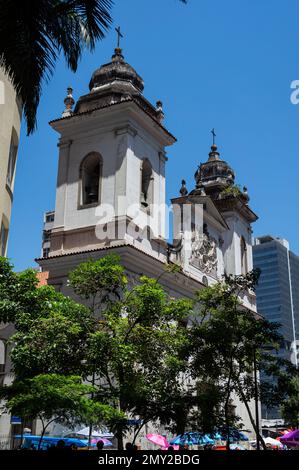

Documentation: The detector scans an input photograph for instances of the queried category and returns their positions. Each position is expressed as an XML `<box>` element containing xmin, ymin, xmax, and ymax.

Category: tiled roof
<box><xmin>49</xmin><ymin>97</ymin><xmax>176</xmax><ymax>142</ymax></box>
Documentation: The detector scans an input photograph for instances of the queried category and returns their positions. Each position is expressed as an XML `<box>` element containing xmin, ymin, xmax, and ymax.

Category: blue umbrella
<box><xmin>170</xmin><ymin>432</ymin><xmax>214</xmax><ymax>446</ymax></box>
<box><xmin>216</xmin><ymin>429</ymin><xmax>249</xmax><ymax>442</ymax></box>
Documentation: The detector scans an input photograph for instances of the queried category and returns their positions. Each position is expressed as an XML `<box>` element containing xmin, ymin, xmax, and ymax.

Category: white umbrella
<box><xmin>75</xmin><ymin>427</ymin><xmax>114</xmax><ymax>439</ymax></box>
<box><xmin>264</xmin><ymin>437</ymin><xmax>283</xmax><ymax>448</ymax></box>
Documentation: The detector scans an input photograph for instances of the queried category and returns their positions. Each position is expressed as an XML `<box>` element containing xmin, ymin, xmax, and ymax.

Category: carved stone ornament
<box><xmin>190</xmin><ymin>230</ymin><xmax>218</xmax><ymax>277</ymax></box>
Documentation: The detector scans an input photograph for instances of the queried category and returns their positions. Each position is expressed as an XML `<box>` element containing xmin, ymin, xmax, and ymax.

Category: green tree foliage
<box><xmin>0</xmin><ymin>374</ymin><xmax>121</xmax><ymax>449</ymax></box>
<box><xmin>69</xmin><ymin>257</ymin><xmax>192</xmax><ymax>449</ymax></box>
<box><xmin>188</xmin><ymin>269</ymin><xmax>282</xmax><ymax>450</ymax></box>
<box><xmin>2</xmin><ymin>255</ymin><xmax>298</xmax><ymax>450</ymax></box>
<box><xmin>0</xmin><ymin>257</ymin><xmax>94</xmax><ymax>378</ymax></box>
<box><xmin>281</xmin><ymin>376</ymin><xmax>299</xmax><ymax>428</ymax></box>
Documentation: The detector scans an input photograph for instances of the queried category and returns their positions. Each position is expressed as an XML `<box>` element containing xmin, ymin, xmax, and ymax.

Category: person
<box><xmin>125</xmin><ymin>442</ymin><xmax>133</xmax><ymax>452</ymax></box>
<box><xmin>96</xmin><ymin>440</ymin><xmax>104</xmax><ymax>451</ymax></box>
<box><xmin>56</xmin><ymin>439</ymin><xmax>67</xmax><ymax>451</ymax></box>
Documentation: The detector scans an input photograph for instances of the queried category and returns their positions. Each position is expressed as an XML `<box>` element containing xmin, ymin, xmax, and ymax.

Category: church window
<box><xmin>80</xmin><ymin>153</ymin><xmax>102</xmax><ymax>206</ymax></box>
<box><xmin>140</xmin><ymin>159</ymin><xmax>153</xmax><ymax>208</ymax></box>
<box><xmin>241</xmin><ymin>236</ymin><xmax>248</xmax><ymax>274</ymax></box>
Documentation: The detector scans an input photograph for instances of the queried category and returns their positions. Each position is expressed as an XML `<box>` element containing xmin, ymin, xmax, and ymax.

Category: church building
<box><xmin>36</xmin><ymin>43</ymin><xmax>259</xmax><ymax>440</ymax></box>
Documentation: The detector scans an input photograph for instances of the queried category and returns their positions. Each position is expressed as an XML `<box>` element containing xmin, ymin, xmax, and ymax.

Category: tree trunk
<box><xmin>132</xmin><ymin>423</ymin><xmax>145</xmax><ymax>445</ymax></box>
<box><xmin>116</xmin><ymin>426</ymin><xmax>124</xmax><ymax>450</ymax></box>
<box><xmin>224</xmin><ymin>360</ymin><xmax>234</xmax><ymax>451</ymax></box>
<box><xmin>238</xmin><ymin>386</ymin><xmax>267</xmax><ymax>451</ymax></box>
<box><xmin>38</xmin><ymin>422</ymin><xmax>46</xmax><ymax>450</ymax></box>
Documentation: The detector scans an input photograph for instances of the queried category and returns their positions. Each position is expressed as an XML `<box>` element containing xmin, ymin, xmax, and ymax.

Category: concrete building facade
<box><xmin>0</xmin><ymin>68</ymin><xmax>21</xmax><ymax>257</ymax></box>
<box><xmin>0</xmin><ymin>69</ymin><xmax>22</xmax><ymax>448</ymax></box>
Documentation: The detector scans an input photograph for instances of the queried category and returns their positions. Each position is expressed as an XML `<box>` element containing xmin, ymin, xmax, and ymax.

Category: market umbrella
<box><xmin>217</xmin><ymin>429</ymin><xmax>249</xmax><ymax>442</ymax></box>
<box><xmin>146</xmin><ymin>434</ymin><xmax>169</xmax><ymax>449</ymax></box>
<box><xmin>264</xmin><ymin>437</ymin><xmax>283</xmax><ymax>449</ymax></box>
<box><xmin>280</xmin><ymin>429</ymin><xmax>299</xmax><ymax>447</ymax></box>
<box><xmin>72</xmin><ymin>427</ymin><xmax>114</xmax><ymax>439</ymax></box>
<box><xmin>170</xmin><ymin>432</ymin><xmax>214</xmax><ymax>446</ymax></box>
<box><xmin>91</xmin><ymin>438</ymin><xmax>113</xmax><ymax>447</ymax></box>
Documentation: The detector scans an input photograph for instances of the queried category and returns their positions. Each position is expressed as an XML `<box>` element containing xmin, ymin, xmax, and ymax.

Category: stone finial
<box><xmin>62</xmin><ymin>87</ymin><xmax>75</xmax><ymax>117</ymax></box>
<box><xmin>156</xmin><ymin>100</ymin><xmax>164</xmax><ymax>123</ymax></box>
<box><xmin>242</xmin><ymin>186</ymin><xmax>250</xmax><ymax>204</ymax></box>
<box><xmin>208</xmin><ymin>143</ymin><xmax>220</xmax><ymax>161</ymax></box>
<box><xmin>179</xmin><ymin>179</ymin><xmax>188</xmax><ymax>196</ymax></box>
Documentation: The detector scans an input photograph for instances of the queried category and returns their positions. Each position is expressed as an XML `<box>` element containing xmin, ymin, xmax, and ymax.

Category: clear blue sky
<box><xmin>8</xmin><ymin>0</ymin><xmax>299</xmax><ymax>270</ymax></box>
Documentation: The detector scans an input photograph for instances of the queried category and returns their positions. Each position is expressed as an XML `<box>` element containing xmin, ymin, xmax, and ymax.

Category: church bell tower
<box><xmin>48</xmin><ymin>41</ymin><xmax>176</xmax><ymax>259</ymax></box>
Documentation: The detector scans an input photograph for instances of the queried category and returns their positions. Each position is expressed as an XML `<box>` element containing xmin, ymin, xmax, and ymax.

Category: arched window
<box><xmin>80</xmin><ymin>153</ymin><xmax>102</xmax><ymax>206</ymax></box>
<box><xmin>241</xmin><ymin>236</ymin><xmax>248</xmax><ymax>274</ymax></box>
<box><xmin>140</xmin><ymin>159</ymin><xmax>153</xmax><ymax>208</ymax></box>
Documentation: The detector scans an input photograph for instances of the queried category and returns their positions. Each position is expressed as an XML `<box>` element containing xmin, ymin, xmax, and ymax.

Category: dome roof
<box><xmin>190</xmin><ymin>144</ymin><xmax>235</xmax><ymax>199</ymax></box>
<box><xmin>196</xmin><ymin>144</ymin><xmax>235</xmax><ymax>188</ymax></box>
<box><xmin>89</xmin><ymin>48</ymin><xmax>144</xmax><ymax>94</ymax></box>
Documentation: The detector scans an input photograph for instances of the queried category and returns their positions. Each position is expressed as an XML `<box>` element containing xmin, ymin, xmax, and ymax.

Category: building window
<box><xmin>6</xmin><ymin>129</ymin><xmax>18</xmax><ymax>189</ymax></box>
<box><xmin>140</xmin><ymin>159</ymin><xmax>153</xmax><ymax>208</ymax></box>
<box><xmin>0</xmin><ymin>222</ymin><xmax>9</xmax><ymax>257</ymax></box>
<box><xmin>80</xmin><ymin>153</ymin><xmax>102</xmax><ymax>206</ymax></box>
<box><xmin>0</xmin><ymin>340</ymin><xmax>5</xmax><ymax>374</ymax></box>
<box><xmin>43</xmin><ymin>248</ymin><xmax>50</xmax><ymax>258</ymax></box>
<box><xmin>241</xmin><ymin>236</ymin><xmax>248</xmax><ymax>274</ymax></box>
<box><xmin>43</xmin><ymin>231</ymin><xmax>51</xmax><ymax>243</ymax></box>
<box><xmin>45</xmin><ymin>213</ymin><xmax>54</xmax><ymax>223</ymax></box>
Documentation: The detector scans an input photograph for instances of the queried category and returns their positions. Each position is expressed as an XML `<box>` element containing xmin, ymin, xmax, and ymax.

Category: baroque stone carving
<box><xmin>190</xmin><ymin>230</ymin><xmax>218</xmax><ymax>277</ymax></box>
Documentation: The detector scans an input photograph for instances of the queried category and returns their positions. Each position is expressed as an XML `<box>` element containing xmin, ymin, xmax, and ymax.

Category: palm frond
<box><xmin>0</xmin><ymin>0</ymin><xmax>113</xmax><ymax>134</ymax></box>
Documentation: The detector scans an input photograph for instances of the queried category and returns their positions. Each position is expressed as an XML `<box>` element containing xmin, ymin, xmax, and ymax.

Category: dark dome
<box><xmin>89</xmin><ymin>48</ymin><xmax>144</xmax><ymax>94</ymax></box>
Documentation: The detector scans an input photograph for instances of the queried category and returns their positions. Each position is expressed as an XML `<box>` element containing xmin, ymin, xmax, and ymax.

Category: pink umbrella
<box><xmin>146</xmin><ymin>434</ymin><xmax>169</xmax><ymax>449</ymax></box>
<box><xmin>91</xmin><ymin>437</ymin><xmax>112</xmax><ymax>446</ymax></box>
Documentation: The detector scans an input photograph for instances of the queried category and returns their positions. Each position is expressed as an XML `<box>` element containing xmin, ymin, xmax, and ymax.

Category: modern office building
<box><xmin>253</xmin><ymin>235</ymin><xmax>299</xmax><ymax>419</ymax></box>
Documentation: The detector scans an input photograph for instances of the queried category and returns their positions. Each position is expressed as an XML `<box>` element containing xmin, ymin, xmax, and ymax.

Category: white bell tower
<box><xmin>49</xmin><ymin>46</ymin><xmax>176</xmax><ymax>259</ymax></box>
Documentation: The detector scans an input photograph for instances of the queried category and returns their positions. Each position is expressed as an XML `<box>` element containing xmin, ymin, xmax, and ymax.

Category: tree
<box><xmin>189</xmin><ymin>270</ymin><xmax>282</xmax><ymax>450</ymax></box>
<box><xmin>1</xmin><ymin>255</ymin><xmax>191</xmax><ymax>449</ymax></box>
<box><xmin>0</xmin><ymin>374</ymin><xmax>120</xmax><ymax>449</ymax></box>
<box><xmin>261</xmin><ymin>356</ymin><xmax>299</xmax><ymax>427</ymax></box>
<box><xmin>69</xmin><ymin>256</ymin><xmax>192</xmax><ymax>449</ymax></box>
<box><xmin>281</xmin><ymin>376</ymin><xmax>299</xmax><ymax>428</ymax></box>
<box><xmin>0</xmin><ymin>0</ymin><xmax>187</xmax><ymax>135</ymax></box>
<box><xmin>0</xmin><ymin>256</ymin><xmax>124</xmax><ymax>445</ymax></box>
<box><xmin>0</xmin><ymin>257</ymin><xmax>94</xmax><ymax>379</ymax></box>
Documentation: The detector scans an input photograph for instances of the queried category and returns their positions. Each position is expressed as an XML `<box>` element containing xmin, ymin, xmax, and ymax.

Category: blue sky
<box><xmin>8</xmin><ymin>0</ymin><xmax>299</xmax><ymax>270</ymax></box>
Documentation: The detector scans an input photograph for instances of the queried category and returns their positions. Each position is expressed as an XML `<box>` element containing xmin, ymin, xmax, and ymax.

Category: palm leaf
<box><xmin>0</xmin><ymin>0</ymin><xmax>113</xmax><ymax>134</ymax></box>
